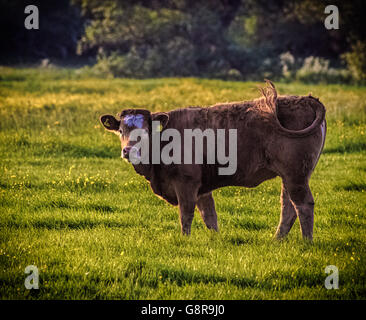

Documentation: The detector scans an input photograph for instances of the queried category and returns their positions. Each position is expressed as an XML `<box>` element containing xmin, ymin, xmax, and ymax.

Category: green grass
<box><xmin>0</xmin><ymin>66</ymin><xmax>365</xmax><ymax>299</ymax></box>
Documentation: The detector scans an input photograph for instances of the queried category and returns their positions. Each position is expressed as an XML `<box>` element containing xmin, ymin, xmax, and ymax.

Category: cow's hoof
<box><xmin>273</xmin><ymin>232</ymin><xmax>287</xmax><ymax>241</ymax></box>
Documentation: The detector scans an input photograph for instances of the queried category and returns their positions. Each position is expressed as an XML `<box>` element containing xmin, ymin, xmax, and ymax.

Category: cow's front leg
<box><xmin>197</xmin><ymin>192</ymin><xmax>218</xmax><ymax>231</ymax></box>
<box><xmin>175</xmin><ymin>182</ymin><xmax>198</xmax><ymax>235</ymax></box>
<box><xmin>178</xmin><ymin>200</ymin><xmax>195</xmax><ymax>235</ymax></box>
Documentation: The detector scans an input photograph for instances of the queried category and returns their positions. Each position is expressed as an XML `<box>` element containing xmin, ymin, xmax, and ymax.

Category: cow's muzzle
<box><xmin>122</xmin><ymin>146</ymin><xmax>141</xmax><ymax>162</ymax></box>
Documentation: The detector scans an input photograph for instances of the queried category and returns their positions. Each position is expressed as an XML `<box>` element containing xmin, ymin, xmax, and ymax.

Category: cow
<box><xmin>100</xmin><ymin>81</ymin><xmax>326</xmax><ymax>240</ymax></box>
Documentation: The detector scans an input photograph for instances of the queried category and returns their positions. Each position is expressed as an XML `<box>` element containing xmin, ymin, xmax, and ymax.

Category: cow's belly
<box><xmin>199</xmin><ymin>167</ymin><xmax>277</xmax><ymax>194</ymax></box>
<box><xmin>236</xmin><ymin>168</ymin><xmax>278</xmax><ymax>187</ymax></box>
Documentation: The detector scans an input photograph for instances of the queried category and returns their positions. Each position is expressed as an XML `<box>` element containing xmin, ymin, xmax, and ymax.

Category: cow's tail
<box><xmin>260</xmin><ymin>79</ymin><xmax>326</xmax><ymax>138</ymax></box>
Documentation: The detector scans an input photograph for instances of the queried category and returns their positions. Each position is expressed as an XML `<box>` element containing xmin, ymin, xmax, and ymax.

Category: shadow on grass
<box><xmin>315</xmin><ymin>237</ymin><xmax>365</xmax><ymax>253</ymax></box>
<box><xmin>334</xmin><ymin>182</ymin><xmax>366</xmax><ymax>192</ymax></box>
<box><xmin>32</xmin><ymin>141</ymin><xmax>117</xmax><ymax>159</ymax></box>
<box><xmin>228</xmin><ymin>236</ymin><xmax>257</xmax><ymax>246</ymax></box>
<box><xmin>323</xmin><ymin>141</ymin><xmax>366</xmax><ymax>154</ymax></box>
<box><xmin>5</xmin><ymin>218</ymin><xmax>136</xmax><ymax>230</ymax></box>
<box><xmin>160</xmin><ymin>268</ymin><xmax>257</xmax><ymax>288</ymax></box>
<box><xmin>232</xmin><ymin>218</ymin><xmax>269</xmax><ymax>231</ymax></box>
<box><xmin>153</xmin><ymin>266</ymin><xmax>324</xmax><ymax>292</ymax></box>
<box><xmin>0</xmin><ymin>180</ymin><xmax>122</xmax><ymax>193</ymax></box>
<box><xmin>35</xmin><ymin>200</ymin><xmax>118</xmax><ymax>213</ymax></box>
<box><xmin>120</xmin><ymin>261</ymin><xmax>259</xmax><ymax>290</ymax></box>
<box><xmin>6</xmin><ymin>136</ymin><xmax>118</xmax><ymax>159</ymax></box>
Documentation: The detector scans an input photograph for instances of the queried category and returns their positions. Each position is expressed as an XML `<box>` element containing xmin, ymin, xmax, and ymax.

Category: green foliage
<box><xmin>342</xmin><ymin>41</ymin><xmax>366</xmax><ymax>85</ymax></box>
<box><xmin>77</xmin><ymin>2</ymin><xmax>233</xmax><ymax>78</ymax></box>
<box><xmin>73</xmin><ymin>1</ymin><xmax>355</xmax><ymax>80</ymax></box>
<box><xmin>71</xmin><ymin>1</ymin><xmax>365</xmax><ymax>83</ymax></box>
<box><xmin>1</xmin><ymin>68</ymin><xmax>366</xmax><ymax>299</ymax></box>
<box><xmin>1</xmin><ymin>0</ymin><xmax>365</xmax><ymax>84</ymax></box>
<box><xmin>89</xmin><ymin>39</ymin><xmax>198</xmax><ymax>78</ymax></box>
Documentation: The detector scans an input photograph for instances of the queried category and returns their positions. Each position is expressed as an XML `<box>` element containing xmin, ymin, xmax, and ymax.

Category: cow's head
<box><xmin>100</xmin><ymin>109</ymin><xmax>169</xmax><ymax>166</ymax></box>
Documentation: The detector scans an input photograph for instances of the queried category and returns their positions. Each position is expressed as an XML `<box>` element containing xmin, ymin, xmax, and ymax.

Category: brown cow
<box><xmin>100</xmin><ymin>81</ymin><xmax>326</xmax><ymax>240</ymax></box>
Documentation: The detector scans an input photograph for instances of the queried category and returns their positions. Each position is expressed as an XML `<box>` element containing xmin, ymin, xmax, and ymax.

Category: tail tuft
<box><xmin>257</xmin><ymin>80</ymin><xmax>326</xmax><ymax>138</ymax></box>
<box><xmin>257</xmin><ymin>79</ymin><xmax>278</xmax><ymax>117</ymax></box>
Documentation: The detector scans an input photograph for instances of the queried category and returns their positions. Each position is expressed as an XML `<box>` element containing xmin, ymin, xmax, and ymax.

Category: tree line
<box><xmin>1</xmin><ymin>0</ymin><xmax>365</xmax><ymax>83</ymax></box>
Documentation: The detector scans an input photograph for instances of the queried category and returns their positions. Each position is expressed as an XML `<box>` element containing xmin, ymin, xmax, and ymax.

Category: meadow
<box><xmin>0</xmin><ymin>66</ymin><xmax>365</xmax><ymax>299</ymax></box>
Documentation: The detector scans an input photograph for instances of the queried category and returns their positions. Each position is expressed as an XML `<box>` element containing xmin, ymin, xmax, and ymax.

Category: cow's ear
<box><xmin>100</xmin><ymin>114</ymin><xmax>120</xmax><ymax>132</ymax></box>
<box><xmin>153</xmin><ymin>112</ymin><xmax>169</xmax><ymax>128</ymax></box>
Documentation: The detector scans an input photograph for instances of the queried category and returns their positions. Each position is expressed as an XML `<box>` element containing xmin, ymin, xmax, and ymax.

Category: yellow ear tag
<box><xmin>104</xmin><ymin>119</ymin><xmax>110</xmax><ymax>127</ymax></box>
<box><xmin>156</xmin><ymin>124</ymin><xmax>163</xmax><ymax>132</ymax></box>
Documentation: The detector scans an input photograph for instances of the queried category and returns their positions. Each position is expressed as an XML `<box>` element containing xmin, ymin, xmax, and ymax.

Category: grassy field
<box><xmin>0</xmin><ymin>66</ymin><xmax>365</xmax><ymax>300</ymax></box>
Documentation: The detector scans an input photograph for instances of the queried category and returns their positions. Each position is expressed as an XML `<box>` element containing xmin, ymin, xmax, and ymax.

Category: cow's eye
<box><xmin>118</xmin><ymin>129</ymin><xmax>123</xmax><ymax>136</ymax></box>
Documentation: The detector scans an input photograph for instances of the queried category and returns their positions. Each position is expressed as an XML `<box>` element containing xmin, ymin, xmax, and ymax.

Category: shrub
<box><xmin>342</xmin><ymin>41</ymin><xmax>366</xmax><ymax>84</ymax></box>
<box><xmin>280</xmin><ymin>52</ymin><xmax>296</xmax><ymax>81</ymax></box>
<box><xmin>87</xmin><ymin>37</ymin><xmax>200</xmax><ymax>78</ymax></box>
<box><xmin>295</xmin><ymin>56</ymin><xmax>351</xmax><ymax>84</ymax></box>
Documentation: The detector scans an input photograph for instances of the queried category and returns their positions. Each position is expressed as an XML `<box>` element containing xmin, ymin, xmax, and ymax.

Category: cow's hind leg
<box><xmin>274</xmin><ymin>182</ymin><xmax>298</xmax><ymax>239</ymax></box>
<box><xmin>197</xmin><ymin>192</ymin><xmax>218</xmax><ymax>231</ymax></box>
<box><xmin>285</xmin><ymin>180</ymin><xmax>315</xmax><ymax>241</ymax></box>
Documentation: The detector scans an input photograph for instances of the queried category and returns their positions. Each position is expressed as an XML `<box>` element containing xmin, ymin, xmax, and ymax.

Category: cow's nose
<box><xmin>122</xmin><ymin>146</ymin><xmax>132</xmax><ymax>159</ymax></box>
